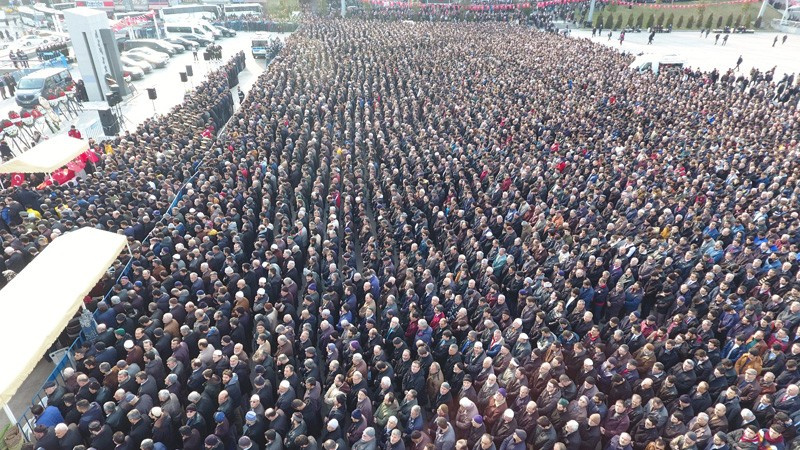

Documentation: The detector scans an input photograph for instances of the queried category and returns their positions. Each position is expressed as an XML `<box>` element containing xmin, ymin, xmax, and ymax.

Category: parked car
<box><xmin>177</xmin><ymin>34</ymin><xmax>212</xmax><ymax>47</ymax></box>
<box><xmin>163</xmin><ymin>41</ymin><xmax>185</xmax><ymax>53</ymax></box>
<box><xmin>122</xmin><ymin>38</ymin><xmax>181</xmax><ymax>55</ymax></box>
<box><xmin>215</xmin><ymin>25</ymin><xmax>236</xmax><ymax>37</ymax></box>
<box><xmin>120</xmin><ymin>55</ymin><xmax>153</xmax><ymax>73</ymax></box>
<box><xmin>123</xmin><ymin>49</ymin><xmax>168</xmax><ymax>68</ymax></box>
<box><xmin>128</xmin><ymin>47</ymin><xmax>171</xmax><ymax>61</ymax></box>
<box><xmin>122</xmin><ymin>65</ymin><xmax>145</xmax><ymax>80</ymax></box>
<box><xmin>165</xmin><ymin>36</ymin><xmax>198</xmax><ymax>50</ymax></box>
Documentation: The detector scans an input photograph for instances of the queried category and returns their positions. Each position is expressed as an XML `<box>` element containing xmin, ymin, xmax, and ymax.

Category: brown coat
<box><xmin>734</xmin><ymin>354</ymin><xmax>763</xmax><ymax>375</ymax></box>
<box><xmin>482</xmin><ymin>398</ymin><xmax>507</xmax><ymax>431</ymax></box>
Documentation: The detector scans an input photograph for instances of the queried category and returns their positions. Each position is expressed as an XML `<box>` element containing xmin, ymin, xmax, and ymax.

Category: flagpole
<box><xmin>153</xmin><ymin>12</ymin><xmax>161</xmax><ymax>39</ymax></box>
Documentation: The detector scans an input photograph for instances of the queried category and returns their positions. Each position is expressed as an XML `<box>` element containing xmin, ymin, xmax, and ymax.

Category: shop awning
<box><xmin>0</xmin><ymin>228</ymin><xmax>127</xmax><ymax>409</ymax></box>
<box><xmin>0</xmin><ymin>135</ymin><xmax>89</xmax><ymax>174</ymax></box>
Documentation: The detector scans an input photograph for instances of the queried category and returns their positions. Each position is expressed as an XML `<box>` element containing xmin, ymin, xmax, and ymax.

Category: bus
<box><xmin>223</xmin><ymin>3</ymin><xmax>263</xmax><ymax>17</ymax></box>
<box><xmin>51</xmin><ymin>2</ymin><xmax>76</xmax><ymax>10</ymax></box>
<box><xmin>17</xmin><ymin>6</ymin><xmax>48</xmax><ymax>27</ymax></box>
<box><xmin>114</xmin><ymin>11</ymin><xmax>149</xmax><ymax>19</ymax></box>
<box><xmin>159</xmin><ymin>4</ymin><xmax>221</xmax><ymax>22</ymax></box>
<box><xmin>32</xmin><ymin>4</ymin><xmax>67</xmax><ymax>31</ymax></box>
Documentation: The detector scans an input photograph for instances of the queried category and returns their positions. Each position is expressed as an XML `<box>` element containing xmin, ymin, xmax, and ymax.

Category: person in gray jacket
<box><xmin>352</xmin><ymin>427</ymin><xmax>377</xmax><ymax>450</ymax></box>
<box><xmin>434</xmin><ymin>417</ymin><xmax>456</xmax><ymax>450</ymax></box>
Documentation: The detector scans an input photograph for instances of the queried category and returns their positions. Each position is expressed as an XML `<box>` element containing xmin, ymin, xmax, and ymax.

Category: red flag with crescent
<box><xmin>10</xmin><ymin>173</ymin><xmax>24</xmax><ymax>187</ymax></box>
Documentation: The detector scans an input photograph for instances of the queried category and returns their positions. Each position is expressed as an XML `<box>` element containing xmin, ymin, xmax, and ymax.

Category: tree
<box><xmin>725</xmin><ymin>13</ymin><xmax>734</xmax><ymax>26</ymax></box>
<box><xmin>667</xmin><ymin>12</ymin><xmax>675</xmax><ymax>26</ymax></box>
<box><xmin>734</xmin><ymin>14</ymin><xmax>742</xmax><ymax>27</ymax></box>
<box><xmin>716</xmin><ymin>15</ymin><xmax>723</xmax><ymax>27</ymax></box>
<box><xmin>745</xmin><ymin>14</ymin><xmax>753</xmax><ymax>27</ymax></box>
<box><xmin>595</xmin><ymin>13</ymin><xmax>604</xmax><ymax>28</ymax></box>
<box><xmin>687</xmin><ymin>15</ymin><xmax>695</xmax><ymax>28</ymax></box>
<box><xmin>656</xmin><ymin>11</ymin><xmax>665</xmax><ymax>26</ymax></box>
<box><xmin>646</xmin><ymin>13</ymin><xmax>655</xmax><ymax>28</ymax></box>
<box><xmin>627</xmin><ymin>13</ymin><xmax>635</xmax><ymax>27</ymax></box>
<box><xmin>606</xmin><ymin>13</ymin><xmax>614</xmax><ymax>29</ymax></box>
<box><xmin>705</xmin><ymin>13</ymin><xmax>714</xmax><ymax>28</ymax></box>
<box><xmin>636</xmin><ymin>12</ymin><xmax>645</xmax><ymax>26</ymax></box>
<box><xmin>677</xmin><ymin>15</ymin><xmax>685</xmax><ymax>28</ymax></box>
<box><xmin>615</xmin><ymin>14</ymin><xmax>624</xmax><ymax>29</ymax></box>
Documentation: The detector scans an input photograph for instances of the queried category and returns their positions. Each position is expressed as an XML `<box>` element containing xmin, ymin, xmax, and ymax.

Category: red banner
<box><xmin>111</xmin><ymin>10</ymin><xmax>156</xmax><ymax>32</ymax></box>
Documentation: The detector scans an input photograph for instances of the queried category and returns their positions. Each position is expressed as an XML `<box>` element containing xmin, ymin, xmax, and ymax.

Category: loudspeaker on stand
<box><xmin>98</xmin><ymin>108</ymin><xmax>120</xmax><ymax>136</ymax></box>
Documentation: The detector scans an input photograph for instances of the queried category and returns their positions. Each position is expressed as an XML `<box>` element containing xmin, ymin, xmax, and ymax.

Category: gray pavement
<box><xmin>570</xmin><ymin>29</ymin><xmax>800</xmax><ymax>77</ymax></box>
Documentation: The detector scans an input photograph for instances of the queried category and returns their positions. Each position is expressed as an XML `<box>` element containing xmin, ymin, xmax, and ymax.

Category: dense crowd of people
<box><xmin>214</xmin><ymin>18</ymin><xmax>299</xmax><ymax>33</ymax></box>
<box><xmin>351</xmin><ymin>5</ymin><xmax>569</xmax><ymax>29</ymax></box>
<box><xmin>2</xmin><ymin>16</ymin><xmax>800</xmax><ymax>450</ymax></box>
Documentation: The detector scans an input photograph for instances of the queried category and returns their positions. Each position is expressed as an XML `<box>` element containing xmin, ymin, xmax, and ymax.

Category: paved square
<box><xmin>571</xmin><ymin>28</ymin><xmax>800</xmax><ymax>77</ymax></box>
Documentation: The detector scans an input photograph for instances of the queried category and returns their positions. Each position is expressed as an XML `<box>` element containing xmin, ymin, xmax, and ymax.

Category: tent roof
<box><xmin>0</xmin><ymin>135</ymin><xmax>89</xmax><ymax>174</ymax></box>
<box><xmin>0</xmin><ymin>228</ymin><xmax>126</xmax><ymax>409</ymax></box>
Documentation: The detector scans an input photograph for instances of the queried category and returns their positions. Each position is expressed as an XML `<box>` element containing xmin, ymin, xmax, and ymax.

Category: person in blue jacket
<box><xmin>32</xmin><ymin>403</ymin><xmax>64</xmax><ymax>428</ymax></box>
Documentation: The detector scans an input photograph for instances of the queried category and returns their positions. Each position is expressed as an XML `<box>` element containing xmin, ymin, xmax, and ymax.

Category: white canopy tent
<box><xmin>0</xmin><ymin>228</ymin><xmax>126</xmax><ymax>418</ymax></box>
<box><xmin>0</xmin><ymin>135</ymin><xmax>89</xmax><ymax>174</ymax></box>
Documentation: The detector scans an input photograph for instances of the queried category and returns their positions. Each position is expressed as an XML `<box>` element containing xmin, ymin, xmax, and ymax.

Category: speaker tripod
<box><xmin>147</xmin><ymin>87</ymin><xmax>157</xmax><ymax>114</ymax></box>
<box><xmin>111</xmin><ymin>102</ymin><xmax>133</xmax><ymax>132</ymax></box>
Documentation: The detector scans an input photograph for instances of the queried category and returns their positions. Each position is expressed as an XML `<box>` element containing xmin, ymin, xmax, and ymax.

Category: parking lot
<box><xmin>0</xmin><ymin>31</ymin><xmax>288</xmax><ymax>142</ymax></box>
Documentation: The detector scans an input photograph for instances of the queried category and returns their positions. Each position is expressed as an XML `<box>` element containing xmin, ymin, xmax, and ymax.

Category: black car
<box><xmin>178</xmin><ymin>34</ymin><xmax>212</xmax><ymax>47</ymax></box>
<box><xmin>215</xmin><ymin>26</ymin><xmax>237</xmax><ymax>37</ymax></box>
<box><xmin>165</xmin><ymin>36</ymin><xmax>198</xmax><ymax>50</ymax></box>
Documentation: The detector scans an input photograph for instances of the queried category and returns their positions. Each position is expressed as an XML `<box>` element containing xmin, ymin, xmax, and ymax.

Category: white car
<box><xmin>123</xmin><ymin>50</ymin><xmax>167</xmax><ymax>69</ymax></box>
<box><xmin>36</xmin><ymin>31</ymin><xmax>70</xmax><ymax>40</ymax></box>
<box><xmin>123</xmin><ymin>64</ymin><xmax>145</xmax><ymax>80</ymax></box>
<box><xmin>13</xmin><ymin>32</ymin><xmax>70</xmax><ymax>50</ymax></box>
<box><xmin>128</xmin><ymin>47</ymin><xmax>170</xmax><ymax>62</ymax></box>
<box><xmin>120</xmin><ymin>55</ymin><xmax>153</xmax><ymax>73</ymax></box>
<box><xmin>123</xmin><ymin>48</ymin><xmax>169</xmax><ymax>68</ymax></box>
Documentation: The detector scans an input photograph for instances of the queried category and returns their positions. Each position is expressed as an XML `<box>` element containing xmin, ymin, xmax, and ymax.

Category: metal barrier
<box><xmin>13</xmin><ymin>333</ymin><xmax>86</xmax><ymax>440</ymax></box>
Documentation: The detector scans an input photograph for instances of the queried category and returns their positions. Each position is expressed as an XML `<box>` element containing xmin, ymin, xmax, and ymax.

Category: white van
<box><xmin>629</xmin><ymin>54</ymin><xmax>685</xmax><ymax>74</ymax></box>
<box><xmin>191</xmin><ymin>19</ymin><xmax>222</xmax><ymax>39</ymax></box>
<box><xmin>163</xmin><ymin>15</ymin><xmax>220</xmax><ymax>39</ymax></box>
<box><xmin>163</xmin><ymin>24</ymin><xmax>215</xmax><ymax>44</ymax></box>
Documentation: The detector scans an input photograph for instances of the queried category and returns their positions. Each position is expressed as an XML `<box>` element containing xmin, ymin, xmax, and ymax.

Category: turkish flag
<box><xmin>10</xmin><ymin>173</ymin><xmax>24</xmax><ymax>187</ymax></box>
<box><xmin>82</xmin><ymin>149</ymin><xmax>100</xmax><ymax>164</ymax></box>
<box><xmin>67</xmin><ymin>159</ymin><xmax>85</xmax><ymax>173</ymax></box>
<box><xmin>51</xmin><ymin>168</ymin><xmax>75</xmax><ymax>185</ymax></box>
